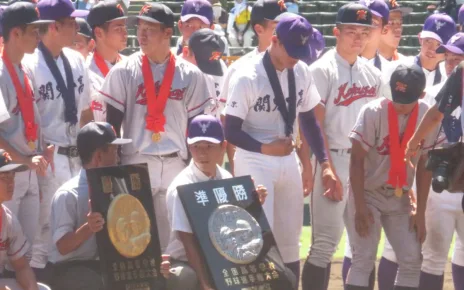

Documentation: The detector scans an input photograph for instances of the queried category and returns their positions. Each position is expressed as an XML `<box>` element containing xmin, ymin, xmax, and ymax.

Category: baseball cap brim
<box><xmin>110</xmin><ymin>137</ymin><xmax>132</xmax><ymax>145</ymax></box>
<box><xmin>187</xmin><ymin>136</ymin><xmax>222</xmax><ymax>144</ymax></box>
<box><xmin>0</xmin><ymin>163</ymin><xmax>28</xmax><ymax>173</ymax></box>
<box><xmin>181</xmin><ymin>14</ymin><xmax>210</xmax><ymax>25</ymax></box>
<box><xmin>71</xmin><ymin>9</ymin><xmax>90</xmax><ymax>18</ymax></box>
<box><xmin>436</xmin><ymin>44</ymin><xmax>464</xmax><ymax>54</ymax></box>
<box><xmin>370</xmin><ymin>10</ymin><xmax>383</xmax><ymax>18</ymax></box>
<box><xmin>335</xmin><ymin>22</ymin><xmax>375</xmax><ymax>28</ymax></box>
<box><xmin>136</xmin><ymin>15</ymin><xmax>166</xmax><ymax>25</ymax></box>
<box><xmin>420</xmin><ymin>30</ymin><xmax>443</xmax><ymax>43</ymax></box>
<box><xmin>391</xmin><ymin>6</ymin><xmax>413</xmax><ymax>15</ymax></box>
<box><xmin>108</xmin><ymin>16</ymin><xmax>129</xmax><ymax>23</ymax></box>
<box><xmin>196</xmin><ymin>58</ymin><xmax>223</xmax><ymax>76</ymax></box>
<box><xmin>29</xmin><ymin>20</ymin><xmax>55</xmax><ymax>25</ymax></box>
<box><xmin>283</xmin><ymin>42</ymin><xmax>311</xmax><ymax>60</ymax></box>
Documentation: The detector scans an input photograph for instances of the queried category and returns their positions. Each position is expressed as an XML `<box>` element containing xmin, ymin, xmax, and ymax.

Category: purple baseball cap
<box><xmin>187</xmin><ymin>114</ymin><xmax>224</xmax><ymax>144</ymax></box>
<box><xmin>37</xmin><ymin>0</ymin><xmax>89</xmax><ymax>21</ymax></box>
<box><xmin>436</xmin><ymin>32</ymin><xmax>464</xmax><ymax>55</ymax></box>
<box><xmin>181</xmin><ymin>0</ymin><xmax>213</xmax><ymax>26</ymax></box>
<box><xmin>459</xmin><ymin>5</ymin><xmax>464</xmax><ymax>26</ymax></box>
<box><xmin>420</xmin><ymin>13</ymin><xmax>457</xmax><ymax>44</ymax></box>
<box><xmin>302</xmin><ymin>28</ymin><xmax>325</xmax><ymax>65</ymax></box>
<box><xmin>359</xmin><ymin>0</ymin><xmax>390</xmax><ymax>23</ymax></box>
<box><xmin>275</xmin><ymin>14</ymin><xmax>312</xmax><ymax>60</ymax></box>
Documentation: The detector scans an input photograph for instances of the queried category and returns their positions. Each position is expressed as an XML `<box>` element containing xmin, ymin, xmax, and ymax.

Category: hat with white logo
<box><xmin>420</xmin><ymin>13</ymin><xmax>457</xmax><ymax>44</ymax></box>
<box><xmin>275</xmin><ymin>14</ymin><xmax>313</xmax><ymax>60</ymax></box>
<box><xmin>187</xmin><ymin>114</ymin><xmax>224</xmax><ymax>144</ymax></box>
<box><xmin>437</xmin><ymin>32</ymin><xmax>464</xmax><ymax>55</ymax></box>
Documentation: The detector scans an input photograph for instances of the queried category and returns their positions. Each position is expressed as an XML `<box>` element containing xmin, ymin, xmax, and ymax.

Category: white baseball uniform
<box><xmin>307</xmin><ymin>48</ymin><xmax>385</xmax><ymax>268</ymax></box>
<box><xmin>224</xmin><ymin>54</ymin><xmax>320</xmax><ymax>263</ymax></box>
<box><xmin>97</xmin><ymin>52</ymin><xmax>210</xmax><ymax>251</ymax></box>
<box><xmin>22</xmin><ymin>47</ymin><xmax>91</xmax><ymax>268</ymax></box>
<box><xmin>0</xmin><ymin>61</ymin><xmax>43</xmax><ymax>263</ymax></box>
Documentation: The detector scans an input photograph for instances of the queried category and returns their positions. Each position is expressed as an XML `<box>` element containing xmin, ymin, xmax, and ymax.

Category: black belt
<box><xmin>158</xmin><ymin>152</ymin><xmax>178</xmax><ymax>158</ymax></box>
<box><xmin>330</xmin><ymin>149</ymin><xmax>352</xmax><ymax>154</ymax></box>
<box><xmin>57</xmin><ymin>146</ymin><xmax>79</xmax><ymax>158</ymax></box>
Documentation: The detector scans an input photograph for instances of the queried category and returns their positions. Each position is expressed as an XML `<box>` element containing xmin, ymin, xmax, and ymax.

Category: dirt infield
<box><xmin>299</xmin><ymin>260</ymin><xmax>455</xmax><ymax>290</ymax></box>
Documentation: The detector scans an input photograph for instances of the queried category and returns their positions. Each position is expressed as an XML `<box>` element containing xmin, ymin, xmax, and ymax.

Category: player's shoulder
<box><xmin>361</xmin><ymin>97</ymin><xmax>388</xmax><ymax>115</ymax></box>
<box><xmin>229</xmin><ymin>55</ymin><xmax>261</xmax><ymax>82</ymax></box>
<box><xmin>53</xmin><ymin>174</ymin><xmax>84</xmax><ymax>202</ymax></box>
<box><xmin>417</xmin><ymin>98</ymin><xmax>431</xmax><ymax>113</ymax></box>
<box><xmin>357</xmin><ymin>57</ymin><xmax>382</xmax><ymax>78</ymax></box>
<box><xmin>62</xmin><ymin>47</ymin><xmax>87</xmax><ymax>69</ymax></box>
<box><xmin>309</xmin><ymin>48</ymin><xmax>336</xmax><ymax>70</ymax></box>
<box><xmin>1</xmin><ymin>205</ymin><xmax>16</xmax><ymax>227</ymax></box>
<box><xmin>167</xmin><ymin>166</ymin><xmax>196</xmax><ymax>198</ymax></box>
<box><xmin>217</xmin><ymin>165</ymin><xmax>233</xmax><ymax>179</ymax></box>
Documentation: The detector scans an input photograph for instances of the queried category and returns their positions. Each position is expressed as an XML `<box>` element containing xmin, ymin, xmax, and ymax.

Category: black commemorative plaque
<box><xmin>177</xmin><ymin>175</ymin><xmax>293</xmax><ymax>290</ymax></box>
<box><xmin>87</xmin><ymin>163</ymin><xmax>165</xmax><ymax>290</ymax></box>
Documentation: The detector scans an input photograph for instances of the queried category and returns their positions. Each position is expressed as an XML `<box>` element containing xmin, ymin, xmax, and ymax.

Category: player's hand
<box><xmin>405</xmin><ymin>138</ymin><xmax>421</xmax><ymax>163</ymax></box>
<box><xmin>301</xmin><ymin>168</ymin><xmax>313</xmax><ymax>197</ymax></box>
<box><xmin>355</xmin><ymin>207</ymin><xmax>374</xmax><ymax>238</ymax></box>
<box><xmin>408</xmin><ymin>189</ymin><xmax>417</xmax><ymax>215</ymax></box>
<box><xmin>160</xmin><ymin>254</ymin><xmax>171</xmax><ymax>279</ymax></box>
<box><xmin>262</xmin><ymin>137</ymin><xmax>294</xmax><ymax>156</ymax></box>
<box><xmin>27</xmin><ymin>155</ymin><xmax>48</xmax><ymax>176</ymax></box>
<box><xmin>251</xmin><ymin>177</ymin><xmax>267</xmax><ymax>205</ymax></box>
<box><xmin>410</xmin><ymin>212</ymin><xmax>426</xmax><ymax>244</ymax></box>
<box><xmin>321</xmin><ymin>163</ymin><xmax>343</xmax><ymax>201</ymax></box>
<box><xmin>43</xmin><ymin>144</ymin><xmax>55</xmax><ymax>174</ymax></box>
<box><xmin>87</xmin><ymin>200</ymin><xmax>105</xmax><ymax>233</ymax></box>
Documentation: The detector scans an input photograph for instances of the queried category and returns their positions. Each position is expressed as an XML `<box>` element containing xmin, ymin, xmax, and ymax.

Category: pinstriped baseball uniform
<box><xmin>346</xmin><ymin>98</ymin><xmax>442</xmax><ymax>288</ymax></box>
<box><xmin>97</xmin><ymin>51</ymin><xmax>210</xmax><ymax>251</ymax></box>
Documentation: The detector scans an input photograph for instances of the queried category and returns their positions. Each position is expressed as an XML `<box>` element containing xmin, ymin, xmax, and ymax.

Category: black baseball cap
<box><xmin>136</xmin><ymin>3</ymin><xmax>174</xmax><ymax>28</ymax></box>
<box><xmin>189</xmin><ymin>28</ymin><xmax>225</xmax><ymax>76</ymax></box>
<box><xmin>1</xmin><ymin>2</ymin><xmax>53</xmax><ymax>33</ymax></box>
<box><xmin>77</xmin><ymin>122</ymin><xmax>132</xmax><ymax>160</ymax></box>
<box><xmin>389</xmin><ymin>64</ymin><xmax>425</xmax><ymax>104</ymax></box>
<box><xmin>251</xmin><ymin>0</ymin><xmax>287</xmax><ymax>26</ymax></box>
<box><xmin>87</xmin><ymin>2</ymin><xmax>127</xmax><ymax>28</ymax></box>
<box><xmin>384</xmin><ymin>0</ymin><xmax>412</xmax><ymax>15</ymax></box>
<box><xmin>76</xmin><ymin>17</ymin><xmax>91</xmax><ymax>39</ymax></box>
<box><xmin>0</xmin><ymin>150</ymin><xmax>28</xmax><ymax>173</ymax></box>
<box><xmin>336</xmin><ymin>2</ymin><xmax>373</xmax><ymax>27</ymax></box>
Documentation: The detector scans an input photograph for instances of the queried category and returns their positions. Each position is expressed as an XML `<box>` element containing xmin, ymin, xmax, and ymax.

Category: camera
<box><xmin>426</xmin><ymin>142</ymin><xmax>464</xmax><ymax>193</ymax></box>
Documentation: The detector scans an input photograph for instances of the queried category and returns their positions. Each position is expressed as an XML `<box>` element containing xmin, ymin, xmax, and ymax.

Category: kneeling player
<box><xmin>345</xmin><ymin>64</ymin><xmax>439</xmax><ymax>290</ymax></box>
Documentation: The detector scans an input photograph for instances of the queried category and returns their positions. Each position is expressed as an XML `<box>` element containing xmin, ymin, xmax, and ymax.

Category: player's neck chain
<box><xmin>1</xmin><ymin>50</ymin><xmax>38</xmax><ymax>151</ymax></box>
<box><xmin>387</xmin><ymin>101</ymin><xmax>419</xmax><ymax>197</ymax></box>
<box><xmin>38</xmin><ymin>42</ymin><xmax>78</xmax><ymax>126</ymax></box>
<box><xmin>141</xmin><ymin>52</ymin><xmax>176</xmax><ymax>143</ymax></box>
<box><xmin>262</xmin><ymin>51</ymin><xmax>297</xmax><ymax>137</ymax></box>
<box><xmin>94</xmin><ymin>51</ymin><xmax>120</xmax><ymax>77</ymax></box>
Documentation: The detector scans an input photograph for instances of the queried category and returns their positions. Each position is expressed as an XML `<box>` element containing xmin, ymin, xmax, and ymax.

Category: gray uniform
<box><xmin>346</xmin><ymin>98</ymin><xmax>442</xmax><ymax>288</ymax></box>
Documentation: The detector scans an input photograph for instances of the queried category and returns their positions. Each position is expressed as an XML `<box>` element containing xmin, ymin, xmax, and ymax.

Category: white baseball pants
<box><xmin>234</xmin><ymin>149</ymin><xmax>303</xmax><ymax>263</ymax></box>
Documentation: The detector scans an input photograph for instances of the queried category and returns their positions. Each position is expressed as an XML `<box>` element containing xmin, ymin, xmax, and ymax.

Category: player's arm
<box><xmin>415</xmin><ymin>153</ymin><xmax>432</xmax><ymax>218</ymax></box>
<box><xmin>296</xmin><ymin>122</ymin><xmax>313</xmax><ymax>195</ymax></box>
<box><xmin>350</xmin><ymin>140</ymin><xmax>368</xmax><ymax>211</ymax></box>
<box><xmin>11</xmin><ymin>257</ymin><xmax>39</xmax><ymax>290</ymax></box>
<box><xmin>313</xmin><ymin>104</ymin><xmax>336</xmax><ymax>169</ymax></box>
<box><xmin>0</xmin><ymin>136</ymin><xmax>47</xmax><ymax>174</ymax></box>
<box><xmin>178</xmin><ymin>231</ymin><xmax>214</xmax><ymax>290</ymax></box>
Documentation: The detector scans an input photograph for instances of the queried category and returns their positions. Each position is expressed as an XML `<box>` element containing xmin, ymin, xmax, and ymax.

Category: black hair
<box><xmin>2</xmin><ymin>24</ymin><xmax>27</xmax><ymax>42</ymax></box>
<box><xmin>79</xmin><ymin>143</ymin><xmax>110</xmax><ymax>165</ymax></box>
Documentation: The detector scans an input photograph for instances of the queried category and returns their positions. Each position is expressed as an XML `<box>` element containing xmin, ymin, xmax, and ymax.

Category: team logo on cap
<box><xmin>35</xmin><ymin>7</ymin><xmax>40</xmax><ymax>18</ymax></box>
<box><xmin>209</xmin><ymin>51</ymin><xmax>222</xmax><ymax>61</ymax></box>
<box><xmin>277</xmin><ymin>0</ymin><xmax>286</xmax><ymax>11</ymax></box>
<box><xmin>199</xmin><ymin>121</ymin><xmax>211</xmax><ymax>134</ymax></box>
<box><xmin>356</xmin><ymin>10</ymin><xmax>367</xmax><ymax>21</ymax></box>
<box><xmin>364</xmin><ymin>0</ymin><xmax>374</xmax><ymax>6</ymax></box>
<box><xmin>140</xmin><ymin>4</ymin><xmax>151</xmax><ymax>15</ymax></box>
<box><xmin>450</xmin><ymin>34</ymin><xmax>461</xmax><ymax>44</ymax></box>
<box><xmin>435</xmin><ymin>20</ymin><xmax>445</xmax><ymax>31</ymax></box>
<box><xmin>395</xmin><ymin>81</ymin><xmax>407</xmax><ymax>92</ymax></box>
<box><xmin>2</xmin><ymin>152</ymin><xmax>11</xmax><ymax>164</ymax></box>
<box><xmin>116</xmin><ymin>4</ymin><xmax>124</xmax><ymax>15</ymax></box>
<box><xmin>301</xmin><ymin>35</ymin><xmax>309</xmax><ymax>45</ymax></box>
<box><xmin>389</xmin><ymin>0</ymin><xmax>398</xmax><ymax>8</ymax></box>
<box><xmin>194</xmin><ymin>2</ymin><xmax>201</xmax><ymax>12</ymax></box>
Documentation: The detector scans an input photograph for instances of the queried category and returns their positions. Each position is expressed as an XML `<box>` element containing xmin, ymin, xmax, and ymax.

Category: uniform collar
<box><xmin>189</xmin><ymin>160</ymin><xmax>222</xmax><ymax>182</ymax></box>
<box><xmin>335</xmin><ymin>50</ymin><xmax>360</xmax><ymax>70</ymax></box>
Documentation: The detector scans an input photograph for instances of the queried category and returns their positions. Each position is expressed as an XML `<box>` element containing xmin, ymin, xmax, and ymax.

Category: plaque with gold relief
<box><xmin>86</xmin><ymin>163</ymin><xmax>165</xmax><ymax>290</ymax></box>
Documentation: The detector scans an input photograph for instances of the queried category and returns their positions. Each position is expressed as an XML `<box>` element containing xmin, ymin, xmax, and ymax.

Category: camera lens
<box><xmin>432</xmin><ymin>161</ymin><xmax>450</xmax><ymax>193</ymax></box>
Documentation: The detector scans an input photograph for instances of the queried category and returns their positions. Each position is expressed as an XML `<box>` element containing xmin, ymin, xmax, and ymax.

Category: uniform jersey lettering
<box><xmin>254</xmin><ymin>95</ymin><xmax>273</xmax><ymax>112</ymax></box>
<box><xmin>91</xmin><ymin>100</ymin><xmax>103</xmax><ymax>112</ymax></box>
<box><xmin>77</xmin><ymin>76</ymin><xmax>84</xmax><ymax>94</ymax></box>
<box><xmin>334</xmin><ymin>82</ymin><xmax>377</xmax><ymax>107</ymax></box>
<box><xmin>297</xmin><ymin>89</ymin><xmax>304</xmax><ymax>107</ymax></box>
<box><xmin>134</xmin><ymin>82</ymin><xmax>186</xmax><ymax>105</ymax></box>
<box><xmin>376</xmin><ymin>135</ymin><xmax>390</xmax><ymax>155</ymax></box>
<box><xmin>0</xmin><ymin>239</ymin><xmax>9</xmax><ymax>251</ymax></box>
<box><xmin>38</xmin><ymin>82</ymin><xmax>58</xmax><ymax>101</ymax></box>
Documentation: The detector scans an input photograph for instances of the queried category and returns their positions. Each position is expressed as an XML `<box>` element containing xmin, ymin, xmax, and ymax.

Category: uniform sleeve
<box><xmin>0</xmin><ymin>90</ymin><xmax>9</xmax><ymax>124</ymax></box>
<box><xmin>436</xmin><ymin>63</ymin><xmax>463</xmax><ymax>114</ymax></box>
<box><xmin>300</xmin><ymin>70</ymin><xmax>321</xmax><ymax>113</ymax></box>
<box><xmin>223</xmin><ymin>73</ymin><xmax>253</xmax><ymax>119</ymax></box>
<box><xmin>348</xmin><ymin>104</ymin><xmax>377</xmax><ymax>152</ymax></box>
<box><xmin>185</xmin><ymin>68</ymin><xmax>212</xmax><ymax>118</ymax></box>
<box><xmin>78</xmin><ymin>66</ymin><xmax>92</xmax><ymax>112</ymax></box>
<box><xmin>6</xmin><ymin>211</ymin><xmax>29</xmax><ymax>261</ymax></box>
<box><xmin>88</xmin><ymin>72</ymin><xmax>107</xmax><ymax>122</ymax></box>
<box><xmin>50</xmin><ymin>191</ymin><xmax>78</xmax><ymax>245</ymax></box>
<box><xmin>309</xmin><ymin>64</ymin><xmax>331</xmax><ymax>105</ymax></box>
<box><xmin>97</xmin><ymin>66</ymin><xmax>127</xmax><ymax>113</ymax></box>
<box><xmin>166</xmin><ymin>188</ymin><xmax>192</xmax><ymax>234</ymax></box>
<box><xmin>219</xmin><ymin>63</ymin><xmax>237</xmax><ymax>105</ymax></box>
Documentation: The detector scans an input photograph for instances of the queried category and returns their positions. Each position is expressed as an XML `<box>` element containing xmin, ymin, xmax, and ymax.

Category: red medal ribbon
<box><xmin>2</xmin><ymin>50</ymin><xmax>37</xmax><ymax>143</ymax></box>
<box><xmin>141</xmin><ymin>52</ymin><xmax>175</xmax><ymax>134</ymax></box>
<box><xmin>387</xmin><ymin>101</ymin><xmax>418</xmax><ymax>189</ymax></box>
<box><xmin>93</xmin><ymin>51</ymin><xmax>121</xmax><ymax>78</ymax></box>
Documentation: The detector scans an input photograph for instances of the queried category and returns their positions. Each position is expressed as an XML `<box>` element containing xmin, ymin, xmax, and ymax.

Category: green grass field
<box><xmin>299</xmin><ymin>226</ymin><xmax>456</xmax><ymax>260</ymax></box>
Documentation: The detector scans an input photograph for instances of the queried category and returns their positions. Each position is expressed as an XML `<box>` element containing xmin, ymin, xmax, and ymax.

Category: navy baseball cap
<box><xmin>390</xmin><ymin>64</ymin><xmax>426</xmax><ymax>104</ymax></box>
<box><xmin>87</xmin><ymin>2</ymin><xmax>127</xmax><ymax>28</ymax></box>
<box><xmin>251</xmin><ymin>0</ymin><xmax>287</xmax><ymax>26</ymax></box>
<box><xmin>137</xmin><ymin>3</ymin><xmax>174</xmax><ymax>28</ymax></box>
<box><xmin>359</xmin><ymin>0</ymin><xmax>389</xmax><ymax>23</ymax></box>
<box><xmin>188</xmin><ymin>28</ymin><xmax>225</xmax><ymax>76</ymax></box>
<box><xmin>181</xmin><ymin>0</ymin><xmax>213</xmax><ymax>26</ymax></box>
<box><xmin>0</xmin><ymin>6</ymin><xmax>6</xmax><ymax>37</ymax></box>
<box><xmin>420</xmin><ymin>13</ymin><xmax>457</xmax><ymax>44</ymax></box>
<box><xmin>0</xmin><ymin>150</ymin><xmax>28</xmax><ymax>173</ymax></box>
<box><xmin>437</xmin><ymin>32</ymin><xmax>464</xmax><ymax>54</ymax></box>
<box><xmin>336</xmin><ymin>2</ymin><xmax>373</xmax><ymax>27</ymax></box>
<box><xmin>275</xmin><ymin>14</ymin><xmax>313</xmax><ymax>60</ymax></box>
<box><xmin>37</xmin><ymin>0</ymin><xmax>89</xmax><ymax>21</ymax></box>
<box><xmin>1</xmin><ymin>2</ymin><xmax>53</xmax><ymax>32</ymax></box>
<box><xmin>187</xmin><ymin>114</ymin><xmax>224</xmax><ymax>144</ymax></box>
<box><xmin>76</xmin><ymin>17</ymin><xmax>91</xmax><ymax>38</ymax></box>
<box><xmin>384</xmin><ymin>0</ymin><xmax>412</xmax><ymax>15</ymax></box>
<box><xmin>459</xmin><ymin>5</ymin><xmax>464</xmax><ymax>26</ymax></box>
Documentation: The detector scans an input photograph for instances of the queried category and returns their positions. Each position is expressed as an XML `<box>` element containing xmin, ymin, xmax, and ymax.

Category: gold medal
<box><xmin>151</xmin><ymin>132</ymin><xmax>161</xmax><ymax>143</ymax></box>
<box><xmin>28</xmin><ymin>141</ymin><xmax>35</xmax><ymax>151</ymax></box>
<box><xmin>395</xmin><ymin>187</ymin><xmax>403</xmax><ymax>197</ymax></box>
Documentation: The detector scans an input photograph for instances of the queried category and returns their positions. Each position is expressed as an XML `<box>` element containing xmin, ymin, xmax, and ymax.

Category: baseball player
<box><xmin>224</xmin><ymin>14</ymin><xmax>337</xmax><ymax>286</ymax></box>
<box><xmin>378</xmin><ymin>0</ymin><xmax>412</xmax><ymax>61</ymax></box>
<box><xmin>227</xmin><ymin>0</ymin><xmax>253</xmax><ymax>48</ymax></box>
<box><xmin>0</xmin><ymin>150</ymin><xmax>51</xmax><ymax>290</ymax></box>
<box><xmin>301</xmin><ymin>4</ymin><xmax>385</xmax><ymax>290</ymax></box>
<box><xmin>70</xmin><ymin>18</ymin><xmax>94</xmax><ymax>60</ymax></box>
<box><xmin>452</xmin><ymin>238</ymin><xmax>464</xmax><ymax>290</ymax></box>
<box><xmin>97</xmin><ymin>3</ymin><xmax>210</xmax><ymax>252</ymax></box>
<box><xmin>346</xmin><ymin>63</ymin><xmax>438</xmax><ymax>290</ymax></box>
<box><xmin>21</xmin><ymin>0</ymin><xmax>93</xmax><ymax>275</ymax></box>
<box><xmin>0</xmin><ymin>2</ymin><xmax>54</xmax><ymax>275</ymax></box>
<box><xmin>180</xmin><ymin>28</ymin><xmax>226</xmax><ymax>118</ymax></box>
<box><xmin>165</xmin><ymin>114</ymin><xmax>270</xmax><ymax>290</ymax></box>
<box><xmin>86</xmin><ymin>2</ymin><xmax>128</xmax><ymax>122</ymax></box>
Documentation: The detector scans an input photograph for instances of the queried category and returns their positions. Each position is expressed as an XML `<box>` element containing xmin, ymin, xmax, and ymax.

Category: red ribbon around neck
<box><xmin>387</xmin><ymin>101</ymin><xmax>418</xmax><ymax>189</ymax></box>
<box><xmin>2</xmin><ymin>50</ymin><xmax>37</xmax><ymax>143</ymax></box>
<box><xmin>93</xmin><ymin>51</ymin><xmax>121</xmax><ymax>78</ymax></box>
<box><xmin>141</xmin><ymin>53</ymin><xmax>175</xmax><ymax>134</ymax></box>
